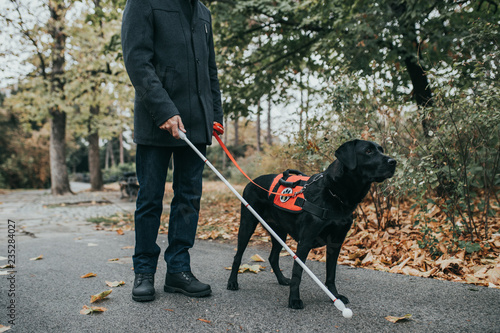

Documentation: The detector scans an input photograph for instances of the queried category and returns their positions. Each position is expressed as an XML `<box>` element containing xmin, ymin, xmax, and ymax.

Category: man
<box><xmin>121</xmin><ymin>0</ymin><xmax>224</xmax><ymax>302</ymax></box>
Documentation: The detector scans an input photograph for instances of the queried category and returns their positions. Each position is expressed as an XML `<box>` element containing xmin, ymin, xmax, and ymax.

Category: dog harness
<box><xmin>268</xmin><ymin>170</ymin><xmax>331</xmax><ymax>219</ymax></box>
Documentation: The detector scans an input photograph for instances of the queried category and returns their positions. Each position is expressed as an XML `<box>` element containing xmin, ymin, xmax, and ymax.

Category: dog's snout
<box><xmin>388</xmin><ymin>158</ymin><xmax>397</xmax><ymax>166</ymax></box>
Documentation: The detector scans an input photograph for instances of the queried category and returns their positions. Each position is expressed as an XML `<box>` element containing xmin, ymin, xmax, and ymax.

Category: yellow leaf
<box><xmin>80</xmin><ymin>273</ymin><xmax>97</xmax><ymax>278</ymax></box>
<box><xmin>238</xmin><ymin>264</ymin><xmax>265</xmax><ymax>274</ymax></box>
<box><xmin>108</xmin><ymin>258</ymin><xmax>119</xmax><ymax>262</ymax></box>
<box><xmin>385</xmin><ymin>314</ymin><xmax>412</xmax><ymax>323</ymax></box>
<box><xmin>90</xmin><ymin>289</ymin><xmax>112</xmax><ymax>303</ymax></box>
<box><xmin>250</xmin><ymin>254</ymin><xmax>265</xmax><ymax>262</ymax></box>
<box><xmin>29</xmin><ymin>255</ymin><xmax>43</xmax><ymax>261</ymax></box>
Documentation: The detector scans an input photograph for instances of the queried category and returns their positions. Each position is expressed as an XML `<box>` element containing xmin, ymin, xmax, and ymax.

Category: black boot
<box><xmin>132</xmin><ymin>273</ymin><xmax>155</xmax><ymax>302</ymax></box>
<box><xmin>164</xmin><ymin>271</ymin><xmax>211</xmax><ymax>297</ymax></box>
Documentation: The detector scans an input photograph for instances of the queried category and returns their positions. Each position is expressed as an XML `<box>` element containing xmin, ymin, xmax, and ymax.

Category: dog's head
<box><xmin>334</xmin><ymin>139</ymin><xmax>396</xmax><ymax>183</ymax></box>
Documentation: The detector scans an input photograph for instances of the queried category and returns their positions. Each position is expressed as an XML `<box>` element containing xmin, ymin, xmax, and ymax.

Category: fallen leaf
<box><xmin>29</xmin><ymin>255</ymin><xmax>43</xmax><ymax>261</ymax></box>
<box><xmin>80</xmin><ymin>305</ymin><xmax>107</xmax><ymax>315</ymax></box>
<box><xmin>0</xmin><ymin>264</ymin><xmax>14</xmax><ymax>269</ymax></box>
<box><xmin>164</xmin><ymin>309</ymin><xmax>174</xmax><ymax>312</ymax></box>
<box><xmin>116</xmin><ymin>229</ymin><xmax>124</xmax><ymax>235</ymax></box>
<box><xmin>81</xmin><ymin>273</ymin><xmax>97</xmax><ymax>278</ymax></box>
<box><xmin>105</xmin><ymin>280</ymin><xmax>125</xmax><ymax>287</ymax></box>
<box><xmin>250</xmin><ymin>254</ymin><xmax>265</xmax><ymax>262</ymax></box>
<box><xmin>0</xmin><ymin>256</ymin><xmax>8</xmax><ymax>261</ymax></box>
<box><xmin>90</xmin><ymin>289</ymin><xmax>112</xmax><ymax>303</ymax></box>
<box><xmin>197</xmin><ymin>318</ymin><xmax>211</xmax><ymax>324</ymax></box>
<box><xmin>0</xmin><ymin>324</ymin><xmax>11</xmax><ymax>332</ymax></box>
<box><xmin>121</xmin><ymin>245</ymin><xmax>134</xmax><ymax>249</ymax></box>
<box><xmin>238</xmin><ymin>264</ymin><xmax>265</xmax><ymax>274</ymax></box>
<box><xmin>88</xmin><ymin>243</ymin><xmax>98</xmax><ymax>247</ymax></box>
<box><xmin>108</xmin><ymin>258</ymin><xmax>119</xmax><ymax>262</ymax></box>
<box><xmin>385</xmin><ymin>314</ymin><xmax>412</xmax><ymax>323</ymax></box>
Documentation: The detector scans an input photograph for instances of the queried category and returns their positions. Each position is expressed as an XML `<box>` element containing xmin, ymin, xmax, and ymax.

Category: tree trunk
<box><xmin>49</xmin><ymin>109</ymin><xmax>71</xmax><ymax>195</ymax></box>
<box><xmin>222</xmin><ymin>115</ymin><xmax>227</xmax><ymax>170</ymax></box>
<box><xmin>88</xmin><ymin>105</ymin><xmax>103</xmax><ymax>191</ymax></box>
<box><xmin>119</xmin><ymin>132</ymin><xmax>124</xmax><ymax>165</ymax></box>
<box><xmin>256</xmin><ymin>99</ymin><xmax>261</xmax><ymax>152</ymax></box>
<box><xmin>48</xmin><ymin>0</ymin><xmax>71</xmax><ymax>195</ymax></box>
<box><xmin>266</xmin><ymin>95</ymin><xmax>272</xmax><ymax>145</ymax></box>
<box><xmin>404</xmin><ymin>55</ymin><xmax>434</xmax><ymax>136</ymax></box>
<box><xmin>108</xmin><ymin>141</ymin><xmax>116</xmax><ymax>168</ymax></box>
<box><xmin>233</xmin><ymin>117</ymin><xmax>239</xmax><ymax>146</ymax></box>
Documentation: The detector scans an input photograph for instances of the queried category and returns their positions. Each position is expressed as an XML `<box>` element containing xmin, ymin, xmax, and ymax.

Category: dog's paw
<box><xmin>278</xmin><ymin>277</ymin><xmax>291</xmax><ymax>286</ymax></box>
<box><xmin>288</xmin><ymin>298</ymin><xmax>304</xmax><ymax>309</ymax></box>
<box><xmin>227</xmin><ymin>281</ymin><xmax>239</xmax><ymax>291</ymax></box>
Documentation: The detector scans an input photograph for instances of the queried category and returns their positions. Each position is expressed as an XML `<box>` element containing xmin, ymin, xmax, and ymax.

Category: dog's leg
<box><xmin>288</xmin><ymin>243</ymin><xmax>312</xmax><ymax>309</ymax></box>
<box><xmin>269</xmin><ymin>229</ymin><xmax>291</xmax><ymax>286</ymax></box>
<box><xmin>325</xmin><ymin>242</ymin><xmax>349</xmax><ymax>304</ymax></box>
<box><xmin>324</xmin><ymin>225</ymin><xmax>351</xmax><ymax>304</ymax></box>
<box><xmin>227</xmin><ymin>205</ymin><xmax>259</xmax><ymax>290</ymax></box>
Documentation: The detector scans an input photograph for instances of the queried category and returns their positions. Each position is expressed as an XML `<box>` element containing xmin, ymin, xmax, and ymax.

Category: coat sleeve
<box><xmin>121</xmin><ymin>0</ymin><xmax>179</xmax><ymax>127</ymax></box>
<box><xmin>208</xmin><ymin>15</ymin><xmax>223</xmax><ymax>125</ymax></box>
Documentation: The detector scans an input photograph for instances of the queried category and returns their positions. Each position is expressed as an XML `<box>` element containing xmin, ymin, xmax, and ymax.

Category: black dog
<box><xmin>227</xmin><ymin>139</ymin><xmax>396</xmax><ymax>309</ymax></box>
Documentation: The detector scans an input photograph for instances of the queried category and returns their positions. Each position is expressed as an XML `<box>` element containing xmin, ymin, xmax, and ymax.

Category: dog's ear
<box><xmin>335</xmin><ymin>140</ymin><xmax>359</xmax><ymax>170</ymax></box>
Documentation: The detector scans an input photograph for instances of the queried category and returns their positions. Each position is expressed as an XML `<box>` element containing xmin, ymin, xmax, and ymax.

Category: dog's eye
<box><xmin>365</xmin><ymin>149</ymin><xmax>374</xmax><ymax>155</ymax></box>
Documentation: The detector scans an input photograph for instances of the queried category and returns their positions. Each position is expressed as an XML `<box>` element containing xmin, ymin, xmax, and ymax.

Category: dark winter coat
<box><xmin>121</xmin><ymin>0</ymin><xmax>223</xmax><ymax>146</ymax></box>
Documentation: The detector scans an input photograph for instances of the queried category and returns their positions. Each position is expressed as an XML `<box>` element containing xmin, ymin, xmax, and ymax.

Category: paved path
<box><xmin>0</xmin><ymin>184</ymin><xmax>499</xmax><ymax>332</ymax></box>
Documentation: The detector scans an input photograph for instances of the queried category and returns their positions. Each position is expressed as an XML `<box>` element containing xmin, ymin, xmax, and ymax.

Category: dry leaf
<box><xmin>116</xmin><ymin>229</ymin><xmax>124</xmax><ymax>235</ymax></box>
<box><xmin>0</xmin><ymin>264</ymin><xmax>14</xmax><ymax>269</ymax></box>
<box><xmin>385</xmin><ymin>314</ymin><xmax>412</xmax><ymax>323</ymax></box>
<box><xmin>81</xmin><ymin>273</ymin><xmax>97</xmax><ymax>278</ymax></box>
<box><xmin>121</xmin><ymin>245</ymin><xmax>134</xmax><ymax>249</ymax></box>
<box><xmin>29</xmin><ymin>255</ymin><xmax>43</xmax><ymax>261</ymax></box>
<box><xmin>238</xmin><ymin>264</ymin><xmax>265</xmax><ymax>274</ymax></box>
<box><xmin>80</xmin><ymin>305</ymin><xmax>107</xmax><ymax>315</ymax></box>
<box><xmin>197</xmin><ymin>318</ymin><xmax>211</xmax><ymax>324</ymax></box>
<box><xmin>108</xmin><ymin>258</ymin><xmax>119</xmax><ymax>262</ymax></box>
<box><xmin>90</xmin><ymin>289</ymin><xmax>112</xmax><ymax>303</ymax></box>
<box><xmin>164</xmin><ymin>309</ymin><xmax>174</xmax><ymax>312</ymax></box>
<box><xmin>88</xmin><ymin>243</ymin><xmax>98</xmax><ymax>247</ymax></box>
<box><xmin>0</xmin><ymin>325</ymin><xmax>11</xmax><ymax>332</ymax></box>
<box><xmin>105</xmin><ymin>280</ymin><xmax>125</xmax><ymax>287</ymax></box>
<box><xmin>250</xmin><ymin>254</ymin><xmax>265</xmax><ymax>262</ymax></box>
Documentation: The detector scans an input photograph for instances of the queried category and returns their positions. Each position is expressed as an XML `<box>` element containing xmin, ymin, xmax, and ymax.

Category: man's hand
<box><xmin>159</xmin><ymin>115</ymin><xmax>186</xmax><ymax>139</ymax></box>
<box><xmin>213</xmin><ymin>122</ymin><xmax>224</xmax><ymax>136</ymax></box>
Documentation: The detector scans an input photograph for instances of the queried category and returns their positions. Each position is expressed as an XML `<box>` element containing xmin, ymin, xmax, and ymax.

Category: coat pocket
<box><xmin>161</xmin><ymin>66</ymin><xmax>176</xmax><ymax>93</ymax></box>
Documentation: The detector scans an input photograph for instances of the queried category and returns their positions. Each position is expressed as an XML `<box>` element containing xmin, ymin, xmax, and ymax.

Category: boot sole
<box><xmin>132</xmin><ymin>294</ymin><xmax>155</xmax><ymax>302</ymax></box>
<box><xmin>164</xmin><ymin>285</ymin><xmax>211</xmax><ymax>297</ymax></box>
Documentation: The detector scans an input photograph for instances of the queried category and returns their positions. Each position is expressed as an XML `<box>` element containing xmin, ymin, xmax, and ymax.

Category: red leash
<box><xmin>213</xmin><ymin>132</ymin><xmax>294</xmax><ymax>197</ymax></box>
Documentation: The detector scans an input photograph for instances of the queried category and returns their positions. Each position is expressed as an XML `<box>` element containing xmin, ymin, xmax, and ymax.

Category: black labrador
<box><xmin>227</xmin><ymin>139</ymin><xmax>397</xmax><ymax>309</ymax></box>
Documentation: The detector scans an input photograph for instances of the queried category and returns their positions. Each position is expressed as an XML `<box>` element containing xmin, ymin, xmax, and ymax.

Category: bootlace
<box><xmin>137</xmin><ymin>273</ymin><xmax>154</xmax><ymax>283</ymax></box>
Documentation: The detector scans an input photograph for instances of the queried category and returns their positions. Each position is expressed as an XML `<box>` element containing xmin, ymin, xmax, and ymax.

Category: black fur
<box><xmin>227</xmin><ymin>139</ymin><xmax>397</xmax><ymax>309</ymax></box>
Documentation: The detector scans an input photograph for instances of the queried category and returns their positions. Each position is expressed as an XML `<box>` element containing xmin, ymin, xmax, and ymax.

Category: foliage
<box><xmin>208</xmin><ymin>0</ymin><xmax>500</xmax><ymax>123</ymax></box>
<box><xmin>0</xmin><ymin>100</ymin><xmax>50</xmax><ymax>189</ymax></box>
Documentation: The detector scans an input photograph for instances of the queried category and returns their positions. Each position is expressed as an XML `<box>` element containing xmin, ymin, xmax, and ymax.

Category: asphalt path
<box><xmin>0</xmin><ymin>185</ymin><xmax>499</xmax><ymax>332</ymax></box>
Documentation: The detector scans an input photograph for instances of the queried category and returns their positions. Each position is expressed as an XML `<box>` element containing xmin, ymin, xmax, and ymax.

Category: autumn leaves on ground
<box><xmin>93</xmin><ymin>181</ymin><xmax>500</xmax><ymax>291</ymax></box>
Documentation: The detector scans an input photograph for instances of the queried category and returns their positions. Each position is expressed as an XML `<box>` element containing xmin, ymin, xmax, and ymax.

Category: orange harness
<box><xmin>268</xmin><ymin>173</ymin><xmax>310</xmax><ymax>212</ymax></box>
